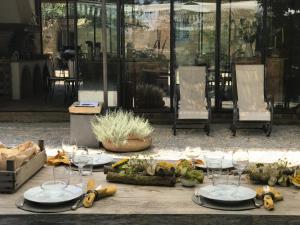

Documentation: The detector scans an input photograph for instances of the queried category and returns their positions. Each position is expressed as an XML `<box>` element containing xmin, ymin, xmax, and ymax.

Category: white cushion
<box><xmin>179</xmin><ymin>110</ymin><xmax>208</xmax><ymax>120</ymax></box>
<box><xmin>235</xmin><ymin>64</ymin><xmax>271</xmax><ymax>121</ymax></box>
<box><xmin>235</xmin><ymin>64</ymin><xmax>265</xmax><ymax>110</ymax></box>
<box><xmin>239</xmin><ymin>110</ymin><xmax>271</xmax><ymax>121</ymax></box>
<box><xmin>177</xmin><ymin>66</ymin><xmax>208</xmax><ymax>120</ymax></box>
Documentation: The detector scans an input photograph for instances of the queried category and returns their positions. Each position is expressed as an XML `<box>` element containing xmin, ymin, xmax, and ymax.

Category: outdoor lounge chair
<box><xmin>231</xmin><ymin>64</ymin><xmax>273</xmax><ymax>136</ymax></box>
<box><xmin>173</xmin><ymin>66</ymin><xmax>211</xmax><ymax>136</ymax></box>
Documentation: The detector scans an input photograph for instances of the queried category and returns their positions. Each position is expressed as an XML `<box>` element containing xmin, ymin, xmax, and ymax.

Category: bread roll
<box><xmin>0</xmin><ymin>141</ymin><xmax>40</xmax><ymax>170</ymax></box>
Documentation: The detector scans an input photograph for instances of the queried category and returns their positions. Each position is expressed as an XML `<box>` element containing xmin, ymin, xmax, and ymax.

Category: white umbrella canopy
<box><xmin>222</xmin><ymin>1</ymin><xmax>259</xmax><ymax>10</ymax></box>
<box><xmin>56</xmin><ymin>0</ymin><xmax>258</xmax><ymax>14</ymax></box>
<box><xmin>123</xmin><ymin>0</ymin><xmax>258</xmax><ymax>13</ymax></box>
<box><xmin>125</xmin><ymin>3</ymin><xmax>170</xmax><ymax>12</ymax></box>
<box><xmin>123</xmin><ymin>1</ymin><xmax>216</xmax><ymax>30</ymax></box>
<box><xmin>124</xmin><ymin>2</ymin><xmax>215</xmax><ymax>13</ymax></box>
<box><xmin>178</xmin><ymin>2</ymin><xmax>215</xmax><ymax>13</ymax></box>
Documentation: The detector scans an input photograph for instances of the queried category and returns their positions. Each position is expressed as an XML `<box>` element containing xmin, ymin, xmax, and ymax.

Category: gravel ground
<box><xmin>0</xmin><ymin>122</ymin><xmax>299</xmax><ymax>164</ymax></box>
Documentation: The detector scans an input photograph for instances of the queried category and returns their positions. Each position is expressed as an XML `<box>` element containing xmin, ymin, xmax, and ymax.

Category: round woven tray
<box><xmin>102</xmin><ymin>137</ymin><xmax>152</xmax><ymax>153</ymax></box>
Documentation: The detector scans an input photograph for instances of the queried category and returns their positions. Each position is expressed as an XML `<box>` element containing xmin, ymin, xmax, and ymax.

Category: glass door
<box><xmin>267</xmin><ymin>0</ymin><xmax>300</xmax><ymax>111</ymax></box>
<box><xmin>122</xmin><ymin>0</ymin><xmax>171</xmax><ymax>112</ymax></box>
<box><xmin>174</xmin><ymin>0</ymin><xmax>216</xmax><ymax>107</ymax></box>
<box><xmin>220</xmin><ymin>0</ymin><xmax>264</xmax><ymax>109</ymax></box>
<box><xmin>76</xmin><ymin>0</ymin><xmax>118</xmax><ymax>107</ymax></box>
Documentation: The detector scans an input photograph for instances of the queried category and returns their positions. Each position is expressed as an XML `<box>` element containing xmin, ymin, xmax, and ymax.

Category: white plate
<box><xmin>89</xmin><ymin>154</ymin><xmax>114</xmax><ymax>166</ymax></box>
<box><xmin>24</xmin><ymin>185</ymin><xmax>83</xmax><ymax>204</ymax></box>
<box><xmin>198</xmin><ymin>184</ymin><xmax>256</xmax><ymax>202</ymax></box>
<box><xmin>196</xmin><ymin>159</ymin><xmax>233</xmax><ymax>169</ymax></box>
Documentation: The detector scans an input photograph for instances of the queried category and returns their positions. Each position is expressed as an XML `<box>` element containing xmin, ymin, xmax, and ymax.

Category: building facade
<box><xmin>0</xmin><ymin>0</ymin><xmax>299</xmax><ymax>122</ymax></box>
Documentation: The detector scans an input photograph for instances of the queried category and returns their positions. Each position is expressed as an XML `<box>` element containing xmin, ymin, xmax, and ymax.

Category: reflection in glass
<box><xmin>124</xmin><ymin>1</ymin><xmax>170</xmax><ymax>110</ymax></box>
<box><xmin>221</xmin><ymin>0</ymin><xmax>263</xmax><ymax>65</ymax></box>
<box><xmin>174</xmin><ymin>1</ymin><xmax>216</xmax><ymax>107</ymax></box>
<box><xmin>77</xmin><ymin>1</ymin><xmax>118</xmax><ymax>107</ymax></box>
<box><xmin>42</xmin><ymin>2</ymin><xmax>69</xmax><ymax>56</ymax></box>
<box><xmin>267</xmin><ymin>0</ymin><xmax>300</xmax><ymax>111</ymax></box>
<box><xmin>175</xmin><ymin>1</ymin><xmax>216</xmax><ymax>67</ymax></box>
<box><xmin>220</xmin><ymin>0</ymin><xmax>263</xmax><ymax>108</ymax></box>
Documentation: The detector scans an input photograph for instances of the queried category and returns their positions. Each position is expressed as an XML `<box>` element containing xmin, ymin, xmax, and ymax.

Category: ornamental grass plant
<box><xmin>91</xmin><ymin>110</ymin><xmax>154</xmax><ymax>147</ymax></box>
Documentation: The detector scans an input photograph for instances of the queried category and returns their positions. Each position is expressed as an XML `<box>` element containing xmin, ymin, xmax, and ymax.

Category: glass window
<box><xmin>42</xmin><ymin>2</ymin><xmax>68</xmax><ymax>56</ymax></box>
<box><xmin>221</xmin><ymin>0</ymin><xmax>263</xmax><ymax>66</ymax></box>
<box><xmin>77</xmin><ymin>0</ymin><xmax>118</xmax><ymax>107</ymax></box>
<box><xmin>175</xmin><ymin>1</ymin><xmax>216</xmax><ymax>67</ymax></box>
<box><xmin>220</xmin><ymin>0</ymin><xmax>263</xmax><ymax>109</ymax></box>
<box><xmin>267</xmin><ymin>0</ymin><xmax>300</xmax><ymax>112</ymax></box>
<box><xmin>174</xmin><ymin>0</ymin><xmax>216</xmax><ymax>107</ymax></box>
<box><xmin>123</xmin><ymin>0</ymin><xmax>171</xmax><ymax>111</ymax></box>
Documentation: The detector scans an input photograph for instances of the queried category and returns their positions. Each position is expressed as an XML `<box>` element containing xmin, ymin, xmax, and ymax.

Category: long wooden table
<box><xmin>0</xmin><ymin>166</ymin><xmax>300</xmax><ymax>225</ymax></box>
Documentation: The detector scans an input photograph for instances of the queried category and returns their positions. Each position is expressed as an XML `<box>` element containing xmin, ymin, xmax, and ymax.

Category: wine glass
<box><xmin>73</xmin><ymin>147</ymin><xmax>89</xmax><ymax>177</ymax></box>
<box><xmin>232</xmin><ymin>150</ymin><xmax>249</xmax><ymax>186</ymax></box>
<box><xmin>62</xmin><ymin>137</ymin><xmax>77</xmax><ymax>163</ymax></box>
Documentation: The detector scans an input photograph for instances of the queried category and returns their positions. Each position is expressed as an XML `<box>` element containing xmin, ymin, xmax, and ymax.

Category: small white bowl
<box><xmin>181</xmin><ymin>178</ymin><xmax>197</xmax><ymax>187</ymax></box>
<box><xmin>41</xmin><ymin>180</ymin><xmax>67</xmax><ymax>192</ymax></box>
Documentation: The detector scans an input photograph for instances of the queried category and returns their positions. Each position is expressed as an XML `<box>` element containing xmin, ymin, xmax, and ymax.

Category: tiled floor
<box><xmin>0</xmin><ymin>122</ymin><xmax>299</xmax><ymax>164</ymax></box>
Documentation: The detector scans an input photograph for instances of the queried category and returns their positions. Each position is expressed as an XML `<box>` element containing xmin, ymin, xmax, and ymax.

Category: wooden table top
<box><xmin>0</xmin><ymin>166</ymin><xmax>300</xmax><ymax>225</ymax></box>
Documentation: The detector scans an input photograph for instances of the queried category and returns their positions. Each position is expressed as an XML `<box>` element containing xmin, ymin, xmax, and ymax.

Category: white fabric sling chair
<box><xmin>231</xmin><ymin>64</ymin><xmax>273</xmax><ymax>136</ymax></box>
<box><xmin>173</xmin><ymin>66</ymin><xmax>211</xmax><ymax>135</ymax></box>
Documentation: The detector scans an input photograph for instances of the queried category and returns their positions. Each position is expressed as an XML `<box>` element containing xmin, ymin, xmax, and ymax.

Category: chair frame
<box><xmin>231</xmin><ymin>63</ymin><xmax>273</xmax><ymax>137</ymax></box>
<box><xmin>173</xmin><ymin>65</ymin><xmax>212</xmax><ymax>136</ymax></box>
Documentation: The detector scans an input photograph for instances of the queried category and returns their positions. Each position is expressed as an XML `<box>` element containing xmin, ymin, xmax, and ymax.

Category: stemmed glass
<box><xmin>61</xmin><ymin>137</ymin><xmax>77</xmax><ymax>185</ymax></box>
<box><xmin>62</xmin><ymin>137</ymin><xmax>77</xmax><ymax>162</ymax></box>
<box><xmin>232</xmin><ymin>150</ymin><xmax>249</xmax><ymax>186</ymax></box>
<box><xmin>72</xmin><ymin>147</ymin><xmax>89</xmax><ymax>178</ymax></box>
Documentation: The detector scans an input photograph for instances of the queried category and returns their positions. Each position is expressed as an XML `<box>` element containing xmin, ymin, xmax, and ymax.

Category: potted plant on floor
<box><xmin>238</xmin><ymin>17</ymin><xmax>257</xmax><ymax>58</ymax></box>
<box><xmin>91</xmin><ymin>110</ymin><xmax>154</xmax><ymax>152</ymax></box>
<box><xmin>135</xmin><ymin>84</ymin><xmax>165</xmax><ymax>109</ymax></box>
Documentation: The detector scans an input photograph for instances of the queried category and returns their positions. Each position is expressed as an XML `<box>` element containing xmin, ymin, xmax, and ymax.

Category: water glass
<box><xmin>41</xmin><ymin>166</ymin><xmax>70</xmax><ymax>193</ymax></box>
<box><xmin>81</xmin><ymin>155</ymin><xmax>94</xmax><ymax>176</ymax></box>
<box><xmin>69</xmin><ymin>170</ymin><xmax>84</xmax><ymax>192</ymax></box>
<box><xmin>73</xmin><ymin>148</ymin><xmax>89</xmax><ymax>175</ymax></box>
<box><xmin>52</xmin><ymin>166</ymin><xmax>70</xmax><ymax>185</ymax></box>
<box><xmin>204</xmin><ymin>153</ymin><xmax>224</xmax><ymax>185</ymax></box>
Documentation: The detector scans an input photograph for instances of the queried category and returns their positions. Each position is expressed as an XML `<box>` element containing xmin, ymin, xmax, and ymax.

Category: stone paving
<box><xmin>0</xmin><ymin>122</ymin><xmax>300</xmax><ymax>164</ymax></box>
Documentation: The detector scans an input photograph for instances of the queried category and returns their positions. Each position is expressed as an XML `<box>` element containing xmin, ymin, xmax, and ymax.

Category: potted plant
<box><xmin>238</xmin><ymin>17</ymin><xmax>257</xmax><ymax>58</ymax></box>
<box><xmin>91</xmin><ymin>110</ymin><xmax>154</xmax><ymax>152</ymax></box>
<box><xmin>135</xmin><ymin>84</ymin><xmax>165</xmax><ymax>109</ymax></box>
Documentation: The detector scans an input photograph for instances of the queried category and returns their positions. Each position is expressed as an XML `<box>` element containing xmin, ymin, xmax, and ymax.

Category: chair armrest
<box><xmin>233</xmin><ymin>101</ymin><xmax>239</xmax><ymax>122</ymax></box>
<box><xmin>266</xmin><ymin>97</ymin><xmax>273</xmax><ymax>113</ymax></box>
<box><xmin>233</xmin><ymin>100</ymin><xmax>238</xmax><ymax>109</ymax></box>
<box><xmin>173</xmin><ymin>85</ymin><xmax>179</xmax><ymax>111</ymax></box>
<box><xmin>206</xmin><ymin>96</ymin><xmax>212</xmax><ymax>110</ymax></box>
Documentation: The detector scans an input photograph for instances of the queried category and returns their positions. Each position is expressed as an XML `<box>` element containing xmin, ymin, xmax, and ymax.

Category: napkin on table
<box><xmin>83</xmin><ymin>179</ymin><xmax>117</xmax><ymax>208</ymax></box>
<box><xmin>47</xmin><ymin>151</ymin><xmax>70</xmax><ymax>166</ymax></box>
<box><xmin>256</xmin><ymin>186</ymin><xmax>283</xmax><ymax>210</ymax></box>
